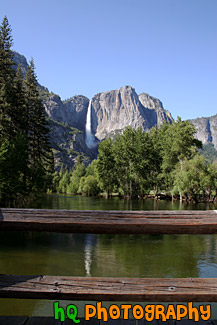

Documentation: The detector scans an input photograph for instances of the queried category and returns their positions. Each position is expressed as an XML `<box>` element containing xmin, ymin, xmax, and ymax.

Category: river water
<box><xmin>1</xmin><ymin>194</ymin><xmax>217</xmax><ymax>317</ymax></box>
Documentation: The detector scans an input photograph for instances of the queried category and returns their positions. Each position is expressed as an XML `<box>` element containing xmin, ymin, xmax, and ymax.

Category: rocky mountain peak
<box><xmin>139</xmin><ymin>93</ymin><xmax>163</xmax><ymax>110</ymax></box>
<box><xmin>90</xmin><ymin>85</ymin><xmax>148</xmax><ymax>140</ymax></box>
<box><xmin>44</xmin><ymin>94</ymin><xmax>89</xmax><ymax>130</ymax></box>
<box><xmin>12</xmin><ymin>51</ymin><xmax>28</xmax><ymax>75</ymax></box>
<box><xmin>44</xmin><ymin>94</ymin><xmax>65</xmax><ymax>122</ymax></box>
<box><xmin>139</xmin><ymin>93</ymin><xmax>173</xmax><ymax>126</ymax></box>
<box><xmin>63</xmin><ymin>95</ymin><xmax>89</xmax><ymax>130</ymax></box>
<box><xmin>88</xmin><ymin>86</ymin><xmax>173</xmax><ymax>140</ymax></box>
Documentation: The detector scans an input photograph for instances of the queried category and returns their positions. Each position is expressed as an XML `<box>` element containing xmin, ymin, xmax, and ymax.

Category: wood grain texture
<box><xmin>1</xmin><ymin>208</ymin><xmax>217</xmax><ymax>234</ymax></box>
<box><xmin>0</xmin><ymin>318</ymin><xmax>214</xmax><ymax>325</ymax></box>
<box><xmin>101</xmin><ymin>320</ymin><xmax>136</xmax><ymax>325</ymax></box>
<box><xmin>25</xmin><ymin>317</ymin><xmax>60</xmax><ymax>325</ymax></box>
<box><xmin>0</xmin><ymin>317</ymin><xmax>214</xmax><ymax>325</ymax></box>
<box><xmin>1</xmin><ymin>275</ymin><xmax>217</xmax><ymax>302</ymax></box>
<box><xmin>0</xmin><ymin>317</ymin><xmax>100</xmax><ymax>325</ymax></box>
<box><xmin>0</xmin><ymin>316</ymin><xmax>28</xmax><ymax>325</ymax></box>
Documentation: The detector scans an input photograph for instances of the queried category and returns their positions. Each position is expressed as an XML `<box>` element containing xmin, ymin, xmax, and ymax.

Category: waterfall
<box><xmin>84</xmin><ymin>234</ymin><xmax>94</xmax><ymax>276</ymax></box>
<box><xmin>85</xmin><ymin>100</ymin><xmax>95</xmax><ymax>149</ymax></box>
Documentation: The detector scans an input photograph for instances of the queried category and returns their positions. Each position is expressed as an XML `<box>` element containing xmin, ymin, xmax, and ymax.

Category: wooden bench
<box><xmin>1</xmin><ymin>208</ymin><xmax>217</xmax><ymax>234</ymax></box>
<box><xmin>0</xmin><ymin>208</ymin><xmax>217</xmax><ymax>303</ymax></box>
<box><xmin>1</xmin><ymin>274</ymin><xmax>217</xmax><ymax>302</ymax></box>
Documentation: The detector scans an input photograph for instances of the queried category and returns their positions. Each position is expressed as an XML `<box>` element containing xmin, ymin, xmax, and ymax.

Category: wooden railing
<box><xmin>1</xmin><ymin>208</ymin><xmax>217</xmax><ymax>302</ymax></box>
<box><xmin>1</xmin><ymin>274</ymin><xmax>217</xmax><ymax>302</ymax></box>
<box><xmin>1</xmin><ymin>208</ymin><xmax>217</xmax><ymax>234</ymax></box>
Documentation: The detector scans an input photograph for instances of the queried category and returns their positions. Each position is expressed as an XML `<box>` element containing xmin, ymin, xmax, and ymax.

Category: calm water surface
<box><xmin>1</xmin><ymin>194</ymin><xmax>217</xmax><ymax>317</ymax></box>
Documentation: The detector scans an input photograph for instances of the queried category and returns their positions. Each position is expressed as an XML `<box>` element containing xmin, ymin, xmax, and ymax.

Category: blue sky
<box><xmin>1</xmin><ymin>0</ymin><xmax>217</xmax><ymax>120</ymax></box>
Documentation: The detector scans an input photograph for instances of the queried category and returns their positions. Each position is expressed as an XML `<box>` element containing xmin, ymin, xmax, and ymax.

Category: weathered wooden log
<box><xmin>0</xmin><ymin>316</ymin><xmax>100</xmax><ymax>325</ymax></box>
<box><xmin>1</xmin><ymin>274</ymin><xmax>217</xmax><ymax>302</ymax></box>
<box><xmin>1</xmin><ymin>208</ymin><xmax>217</xmax><ymax>234</ymax></box>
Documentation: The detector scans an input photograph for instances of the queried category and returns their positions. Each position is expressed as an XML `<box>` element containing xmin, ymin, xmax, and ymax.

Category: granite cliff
<box><xmin>45</xmin><ymin>85</ymin><xmax>173</xmax><ymax>141</ymax></box>
<box><xmin>189</xmin><ymin>114</ymin><xmax>217</xmax><ymax>150</ymax></box>
<box><xmin>90</xmin><ymin>86</ymin><xmax>172</xmax><ymax>141</ymax></box>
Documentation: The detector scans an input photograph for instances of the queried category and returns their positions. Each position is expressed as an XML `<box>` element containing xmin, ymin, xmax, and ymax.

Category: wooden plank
<box><xmin>62</xmin><ymin>319</ymin><xmax>99</xmax><ymax>325</ymax></box>
<box><xmin>138</xmin><ymin>321</ymin><xmax>172</xmax><ymax>325</ymax></box>
<box><xmin>0</xmin><ymin>318</ymin><xmax>97</xmax><ymax>325</ymax></box>
<box><xmin>1</xmin><ymin>275</ymin><xmax>217</xmax><ymax>302</ymax></box>
<box><xmin>83</xmin><ymin>319</ymin><xmax>100</xmax><ymax>325</ymax></box>
<box><xmin>138</xmin><ymin>320</ymin><xmax>158</xmax><ymax>325</ymax></box>
<box><xmin>158</xmin><ymin>320</ymin><xmax>174</xmax><ymax>325</ymax></box>
<box><xmin>175</xmin><ymin>320</ymin><xmax>211</xmax><ymax>325</ymax></box>
<box><xmin>1</xmin><ymin>208</ymin><xmax>217</xmax><ymax>234</ymax></box>
<box><xmin>101</xmin><ymin>320</ymin><xmax>136</xmax><ymax>325</ymax></box>
<box><xmin>0</xmin><ymin>316</ymin><xmax>29</xmax><ymax>325</ymax></box>
<box><xmin>0</xmin><ymin>317</ymin><xmax>214</xmax><ymax>325</ymax></box>
<box><xmin>25</xmin><ymin>317</ymin><xmax>61</xmax><ymax>324</ymax></box>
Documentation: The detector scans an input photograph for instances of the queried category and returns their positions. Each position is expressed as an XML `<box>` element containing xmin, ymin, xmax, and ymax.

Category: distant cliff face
<box><xmin>138</xmin><ymin>93</ymin><xmax>173</xmax><ymax>126</ymax></box>
<box><xmin>44</xmin><ymin>86</ymin><xmax>173</xmax><ymax>143</ymax></box>
<box><xmin>48</xmin><ymin>119</ymin><xmax>95</xmax><ymax>169</ymax></box>
<box><xmin>44</xmin><ymin>95</ymin><xmax>97</xmax><ymax>169</ymax></box>
<box><xmin>91</xmin><ymin>86</ymin><xmax>150</xmax><ymax>140</ymax></box>
<box><xmin>44</xmin><ymin>94</ymin><xmax>89</xmax><ymax>131</ymax></box>
<box><xmin>12</xmin><ymin>51</ymin><xmax>28</xmax><ymax>75</ymax></box>
<box><xmin>189</xmin><ymin>115</ymin><xmax>217</xmax><ymax>149</ymax></box>
<box><xmin>90</xmin><ymin>86</ymin><xmax>173</xmax><ymax>140</ymax></box>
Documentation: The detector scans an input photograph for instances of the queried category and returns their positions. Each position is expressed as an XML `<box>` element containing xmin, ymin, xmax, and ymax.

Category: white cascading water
<box><xmin>84</xmin><ymin>234</ymin><xmax>93</xmax><ymax>276</ymax></box>
<box><xmin>85</xmin><ymin>100</ymin><xmax>95</xmax><ymax>149</ymax></box>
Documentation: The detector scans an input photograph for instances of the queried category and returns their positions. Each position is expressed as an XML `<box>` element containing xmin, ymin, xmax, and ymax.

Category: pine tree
<box><xmin>25</xmin><ymin>58</ymin><xmax>54</xmax><ymax>193</ymax></box>
<box><xmin>0</xmin><ymin>17</ymin><xmax>54</xmax><ymax>204</ymax></box>
<box><xmin>0</xmin><ymin>16</ymin><xmax>23</xmax><ymax>204</ymax></box>
<box><xmin>0</xmin><ymin>16</ymin><xmax>15</xmax><ymax>139</ymax></box>
<box><xmin>13</xmin><ymin>64</ymin><xmax>28</xmax><ymax>133</ymax></box>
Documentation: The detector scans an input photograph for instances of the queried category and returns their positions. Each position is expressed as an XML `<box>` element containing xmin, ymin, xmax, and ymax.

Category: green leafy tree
<box><xmin>112</xmin><ymin>127</ymin><xmax>137</xmax><ymax>198</ymax></box>
<box><xmin>172</xmin><ymin>154</ymin><xmax>208</xmax><ymax>202</ymax></box>
<box><xmin>58</xmin><ymin>169</ymin><xmax>70</xmax><ymax>193</ymax></box>
<box><xmin>204</xmin><ymin>162</ymin><xmax>217</xmax><ymax>201</ymax></box>
<box><xmin>148</xmin><ymin>125</ymin><xmax>164</xmax><ymax>194</ymax></box>
<box><xmin>66</xmin><ymin>161</ymin><xmax>86</xmax><ymax>194</ymax></box>
<box><xmin>78</xmin><ymin>175</ymin><xmax>100</xmax><ymax>196</ymax></box>
<box><xmin>159</xmin><ymin>118</ymin><xmax>202</xmax><ymax>191</ymax></box>
<box><xmin>112</xmin><ymin>127</ymin><xmax>156</xmax><ymax>198</ymax></box>
<box><xmin>96</xmin><ymin>138</ymin><xmax>117</xmax><ymax>197</ymax></box>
